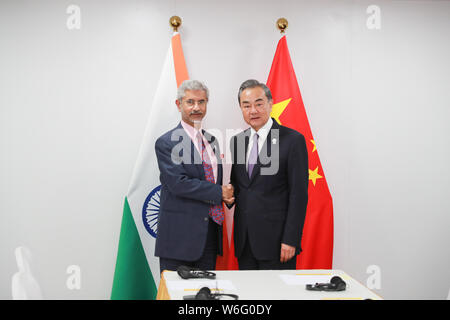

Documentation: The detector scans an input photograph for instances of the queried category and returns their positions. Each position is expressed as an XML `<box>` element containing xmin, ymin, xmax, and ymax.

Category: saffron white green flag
<box><xmin>111</xmin><ymin>32</ymin><xmax>189</xmax><ymax>300</ymax></box>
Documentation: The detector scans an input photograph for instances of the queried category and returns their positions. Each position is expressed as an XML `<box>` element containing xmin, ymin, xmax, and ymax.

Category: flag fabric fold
<box><xmin>267</xmin><ymin>35</ymin><xmax>334</xmax><ymax>269</ymax></box>
<box><xmin>111</xmin><ymin>32</ymin><xmax>189</xmax><ymax>299</ymax></box>
<box><xmin>216</xmin><ymin>206</ymin><xmax>239</xmax><ymax>270</ymax></box>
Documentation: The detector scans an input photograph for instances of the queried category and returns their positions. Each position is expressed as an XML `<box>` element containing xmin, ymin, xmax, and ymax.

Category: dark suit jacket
<box><xmin>154</xmin><ymin>123</ymin><xmax>223</xmax><ymax>261</ymax></box>
<box><xmin>230</xmin><ymin>119</ymin><xmax>308</xmax><ymax>260</ymax></box>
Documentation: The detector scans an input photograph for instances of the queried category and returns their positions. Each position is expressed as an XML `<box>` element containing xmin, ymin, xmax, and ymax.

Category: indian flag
<box><xmin>111</xmin><ymin>32</ymin><xmax>189</xmax><ymax>300</ymax></box>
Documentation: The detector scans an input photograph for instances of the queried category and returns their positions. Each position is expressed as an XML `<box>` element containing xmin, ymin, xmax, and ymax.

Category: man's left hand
<box><xmin>280</xmin><ymin>243</ymin><xmax>296</xmax><ymax>263</ymax></box>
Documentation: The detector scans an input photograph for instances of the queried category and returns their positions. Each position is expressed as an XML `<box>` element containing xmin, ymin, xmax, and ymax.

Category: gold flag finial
<box><xmin>169</xmin><ymin>16</ymin><xmax>182</xmax><ymax>32</ymax></box>
<box><xmin>276</xmin><ymin>18</ymin><xmax>288</xmax><ymax>34</ymax></box>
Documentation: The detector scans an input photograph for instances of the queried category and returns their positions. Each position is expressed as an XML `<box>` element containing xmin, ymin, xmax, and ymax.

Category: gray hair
<box><xmin>176</xmin><ymin>80</ymin><xmax>209</xmax><ymax>101</ymax></box>
<box><xmin>237</xmin><ymin>79</ymin><xmax>273</xmax><ymax>104</ymax></box>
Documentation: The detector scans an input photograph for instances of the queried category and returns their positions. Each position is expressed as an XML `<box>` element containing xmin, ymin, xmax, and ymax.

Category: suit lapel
<box><xmin>174</xmin><ymin>122</ymin><xmax>205</xmax><ymax>179</ymax></box>
<box><xmin>203</xmin><ymin>130</ymin><xmax>220</xmax><ymax>164</ymax></box>
<box><xmin>203</xmin><ymin>130</ymin><xmax>222</xmax><ymax>184</ymax></box>
<box><xmin>241</xmin><ymin>130</ymin><xmax>251</xmax><ymax>185</ymax></box>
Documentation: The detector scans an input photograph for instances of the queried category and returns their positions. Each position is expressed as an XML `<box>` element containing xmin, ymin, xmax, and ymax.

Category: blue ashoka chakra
<box><xmin>142</xmin><ymin>185</ymin><xmax>161</xmax><ymax>238</ymax></box>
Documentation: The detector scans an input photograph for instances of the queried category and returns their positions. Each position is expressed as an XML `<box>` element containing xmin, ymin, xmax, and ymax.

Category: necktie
<box><xmin>248</xmin><ymin>133</ymin><xmax>259</xmax><ymax>178</ymax></box>
<box><xmin>199</xmin><ymin>134</ymin><xmax>224</xmax><ymax>225</ymax></box>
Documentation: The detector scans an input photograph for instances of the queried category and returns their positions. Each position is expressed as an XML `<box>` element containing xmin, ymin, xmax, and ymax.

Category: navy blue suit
<box><xmin>154</xmin><ymin>123</ymin><xmax>223</xmax><ymax>271</ymax></box>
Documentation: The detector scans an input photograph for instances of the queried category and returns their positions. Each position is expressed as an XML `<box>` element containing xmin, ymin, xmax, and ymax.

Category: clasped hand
<box><xmin>222</xmin><ymin>184</ymin><xmax>234</xmax><ymax>205</ymax></box>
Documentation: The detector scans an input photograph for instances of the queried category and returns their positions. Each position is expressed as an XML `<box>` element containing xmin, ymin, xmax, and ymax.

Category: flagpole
<box><xmin>276</xmin><ymin>17</ymin><xmax>288</xmax><ymax>34</ymax></box>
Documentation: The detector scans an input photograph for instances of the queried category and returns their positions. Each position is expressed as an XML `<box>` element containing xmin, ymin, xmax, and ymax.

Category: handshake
<box><xmin>221</xmin><ymin>184</ymin><xmax>235</xmax><ymax>206</ymax></box>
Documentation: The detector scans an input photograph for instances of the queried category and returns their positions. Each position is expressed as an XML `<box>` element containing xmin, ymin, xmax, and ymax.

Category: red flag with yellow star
<box><xmin>267</xmin><ymin>35</ymin><xmax>334</xmax><ymax>269</ymax></box>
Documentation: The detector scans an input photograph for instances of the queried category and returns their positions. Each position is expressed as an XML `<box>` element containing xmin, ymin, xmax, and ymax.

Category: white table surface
<box><xmin>161</xmin><ymin>269</ymin><xmax>383</xmax><ymax>300</ymax></box>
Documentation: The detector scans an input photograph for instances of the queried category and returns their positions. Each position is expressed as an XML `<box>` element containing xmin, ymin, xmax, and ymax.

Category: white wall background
<box><xmin>1</xmin><ymin>0</ymin><xmax>449</xmax><ymax>299</ymax></box>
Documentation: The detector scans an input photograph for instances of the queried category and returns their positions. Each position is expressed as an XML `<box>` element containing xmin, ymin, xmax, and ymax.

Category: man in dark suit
<box><xmin>229</xmin><ymin>79</ymin><xmax>309</xmax><ymax>270</ymax></box>
<box><xmin>154</xmin><ymin>80</ymin><xmax>234</xmax><ymax>273</ymax></box>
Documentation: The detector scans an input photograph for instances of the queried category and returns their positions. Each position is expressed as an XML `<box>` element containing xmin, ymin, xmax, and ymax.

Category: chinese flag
<box><xmin>216</xmin><ymin>205</ymin><xmax>239</xmax><ymax>270</ymax></box>
<box><xmin>267</xmin><ymin>35</ymin><xmax>334</xmax><ymax>269</ymax></box>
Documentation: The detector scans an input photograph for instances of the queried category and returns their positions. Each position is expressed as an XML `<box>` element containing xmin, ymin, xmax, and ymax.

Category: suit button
<box><xmin>204</xmin><ymin>217</ymin><xmax>209</xmax><ymax>222</ymax></box>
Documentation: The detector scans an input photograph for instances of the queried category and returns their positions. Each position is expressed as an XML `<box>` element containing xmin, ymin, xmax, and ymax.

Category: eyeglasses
<box><xmin>240</xmin><ymin>102</ymin><xmax>267</xmax><ymax>111</ymax></box>
<box><xmin>183</xmin><ymin>99</ymin><xmax>207</xmax><ymax>107</ymax></box>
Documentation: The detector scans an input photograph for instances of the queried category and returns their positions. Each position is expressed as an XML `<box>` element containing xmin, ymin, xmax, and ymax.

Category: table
<box><xmin>157</xmin><ymin>269</ymin><xmax>382</xmax><ymax>300</ymax></box>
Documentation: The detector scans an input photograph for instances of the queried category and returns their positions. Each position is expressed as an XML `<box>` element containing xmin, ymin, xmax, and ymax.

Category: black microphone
<box><xmin>183</xmin><ymin>287</ymin><xmax>239</xmax><ymax>300</ymax></box>
<box><xmin>177</xmin><ymin>265</ymin><xmax>216</xmax><ymax>280</ymax></box>
<box><xmin>306</xmin><ymin>276</ymin><xmax>346</xmax><ymax>292</ymax></box>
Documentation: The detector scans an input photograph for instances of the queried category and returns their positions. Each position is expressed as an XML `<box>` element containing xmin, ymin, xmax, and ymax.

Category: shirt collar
<box><xmin>181</xmin><ymin>119</ymin><xmax>203</xmax><ymax>141</ymax></box>
<box><xmin>250</xmin><ymin>117</ymin><xmax>273</xmax><ymax>142</ymax></box>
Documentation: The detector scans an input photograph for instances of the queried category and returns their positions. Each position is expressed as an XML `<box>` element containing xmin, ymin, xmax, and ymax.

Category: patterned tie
<box><xmin>248</xmin><ymin>133</ymin><xmax>259</xmax><ymax>178</ymax></box>
<box><xmin>199</xmin><ymin>134</ymin><xmax>224</xmax><ymax>225</ymax></box>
